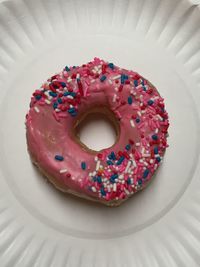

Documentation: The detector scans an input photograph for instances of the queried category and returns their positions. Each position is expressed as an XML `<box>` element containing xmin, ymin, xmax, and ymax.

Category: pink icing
<box><xmin>26</xmin><ymin>58</ymin><xmax>169</xmax><ymax>203</ymax></box>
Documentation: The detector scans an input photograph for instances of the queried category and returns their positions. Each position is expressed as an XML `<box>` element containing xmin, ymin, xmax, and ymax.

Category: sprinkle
<box><xmin>128</xmin><ymin>96</ymin><xmax>133</xmax><ymax>105</ymax></box>
<box><xmin>116</xmin><ymin>156</ymin><xmax>125</xmax><ymax>165</ymax></box>
<box><xmin>97</xmin><ymin>176</ymin><xmax>102</xmax><ymax>183</ymax></box>
<box><xmin>65</xmin><ymin>66</ymin><xmax>70</xmax><ymax>72</ymax></box>
<box><xmin>125</xmin><ymin>160</ymin><xmax>132</xmax><ymax>173</ymax></box>
<box><xmin>156</xmin><ymin>157</ymin><xmax>161</xmax><ymax>162</ymax></box>
<box><xmin>110</xmin><ymin>174</ymin><xmax>118</xmax><ymax>183</ymax></box>
<box><xmin>57</xmin><ymin>98</ymin><xmax>62</xmax><ymax>104</ymax></box>
<box><xmin>113</xmin><ymin>183</ymin><xmax>117</xmax><ymax>192</ymax></box>
<box><xmin>112</xmin><ymin>75</ymin><xmax>121</xmax><ymax>80</ymax></box>
<box><xmin>59</xmin><ymin>169</ymin><xmax>67</xmax><ymax>173</ymax></box>
<box><xmin>148</xmin><ymin>100</ymin><xmax>154</xmax><ymax>105</ymax></box>
<box><xmin>108</xmin><ymin>151</ymin><xmax>116</xmax><ymax>160</ymax></box>
<box><xmin>130</xmin><ymin>119</ymin><xmax>135</xmax><ymax>128</ymax></box>
<box><xmin>100</xmin><ymin>75</ymin><xmax>107</xmax><ymax>82</ymax></box>
<box><xmin>143</xmin><ymin>169</ymin><xmax>149</xmax><ymax>179</ymax></box>
<box><xmin>91</xmin><ymin>186</ymin><xmax>97</xmax><ymax>192</ymax></box>
<box><xmin>35</xmin><ymin>95</ymin><xmax>41</xmax><ymax>100</ymax></box>
<box><xmin>96</xmin><ymin>160</ymin><xmax>100</xmax><ymax>171</ymax></box>
<box><xmin>134</xmin><ymin>80</ymin><xmax>138</xmax><ymax>87</ymax></box>
<box><xmin>55</xmin><ymin>155</ymin><xmax>64</xmax><ymax>161</ymax></box>
<box><xmin>100</xmin><ymin>187</ymin><xmax>106</xmax><ymax>196</ymax></box>
<box><xmin>107</xmin><ymin>160</ymin><xmax>113</xmax><ymax>165</ymax></box>
<box><xmin>113</xmin><ymin>94</ymin><xmax>117</xmax><ymax>102</ymax></box>
<box><xmin>81</xmin><ymin>161</ymin><xmax>86</xmax><ymax>170</ymax></box>
<box><xmin>135</xmin><ymin>117</ymin><xmax>140</xmax><ymax>123</ymax></box>
<box><xmin>152</xmin><ymin>134</ymin><xmax>158</xmax><ymax>140</ymax></box>
<box><xmin>108</xmin><ymin>63</ymin><xmax>114</xmax><ymax>69</ymax></box>
<box><xmin>125</xmin><ymin>144</ymin><xmax>131</xmax><ymax>151</ymax></box>
<box><xmin>53</xmin><ymin>102</ymin><xmax>58</xmax><ymax>109</ymax></box>
<box><xmin>45</xmin><ymin>99</ymin><xmax>51</xmax><ymax>105</ymax></box>
<box><xmin>154</xmin><ymin>147</ymin><xmax>159</xmax><ymax>154</ymax></box>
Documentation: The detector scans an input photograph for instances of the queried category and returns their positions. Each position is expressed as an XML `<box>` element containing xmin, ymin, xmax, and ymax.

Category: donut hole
<box><xmin>74</xmin><ymin>107</ymin><xmax>120</xmax><ymax>152</ymax></box>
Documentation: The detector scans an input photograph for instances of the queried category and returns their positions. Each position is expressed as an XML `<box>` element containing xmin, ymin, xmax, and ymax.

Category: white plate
<box><xmin>0</xmin><ymin>0</ymin><xmax>200</xmax><ymax>266</ymax></box>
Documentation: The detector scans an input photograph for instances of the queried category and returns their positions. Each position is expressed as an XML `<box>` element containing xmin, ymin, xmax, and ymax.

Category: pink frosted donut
<box><xmin>26</xmin><ymin>58</ymin><xmax>169</xmax><ymax>206</ymax></box>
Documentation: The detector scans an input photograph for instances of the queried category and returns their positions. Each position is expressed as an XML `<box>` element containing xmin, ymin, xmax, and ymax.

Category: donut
<box><xmin>26</xmin><ymin>58</ymin><xmax>169</xmax><ymax>206</ymax></box>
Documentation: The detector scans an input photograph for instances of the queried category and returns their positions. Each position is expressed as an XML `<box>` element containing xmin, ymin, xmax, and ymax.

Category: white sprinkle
<box><xmin>113</xmin><ymin>183</ymin><xmax>117</xmax><ymax>192</ymax></box>
<box><xmin>59</xmin><ymin>169</ymin><xmax>67</xmax><ymax>174</ymax></box>
<box><xmin>93</xmin><ymin>171</ymin><xmax>96</xmax><ymax>176</ymax></box>
<box><xmin>76</xmin><ymin>73</ymin><xmax>80</xmax><ymax>79</ymax></box>
<box><xmin>136</xmin><ymin>142</ymin><xmax>140</xmax><ymax>147</ymax></box>
<box><xmin>137</xmin><ymin>111</ymin><xmax>142</xmax><ymax>117</ymax></box>
<box><xmin>124</xmin><ymin>188</ymin><xmax>130</xmax><ymax>195</ymax></box>
<box><xmin>121</xmin><ymin>180</ymin><xmax>125</xmax><ymax>184</ymax></box>
<box><xmin>94</xmin><ymin>156</ymin><xmax>98</xmax><ymax>162</ymax></box>
<box><xmin>130</xmin><ymin>119</ymin><xmax>135</xmax><ymax>128</ymax></box>
<box><xmin>155</xmin><ymin>128</ymin><xmax>159</xmax><ymax>134</ymax></box>
<box><xmin>154</xmin><ymin>164</ymin><xmax>158</xmax><ymax>170</ymax></box>
<box><xmin>143</xmin><ymin>153</ymin><xmax>150</xmax><ymax>157</ymax></box>
<box><xmin>141</xmin><ymin>147</ymin><xmax>145</xmax><ymax>154</ymax></box>
<box><xmin>150</xmin><ymin>159</ymin><xmax>154</xmax><ymax>164</ymax></box>
<box><xmin>125</xmin><ymin>160</ymin><xmax>132</xmax><ymax>173</ymax></box>
<box><xmin>143</xmin><ymin>161</ymin><xmax>148</xmax><ymax>166</ymax></box>
<box><xmin>132</xmin><ymin>160</ymin><xmax>137</xmax><ymax>168</ymax></box>
<box><xmin>108</xmin><ymin>79</ymin><xmax>112</xmax><ymax>84</ymax></box>
<box><xmin>67</xmin><ymin>95</ymin><xmax>73</xmax><ymax>99</ymax></box>
<box><xmin>55</xmin><ymin>108</ymin><xmax>60</xmax><ymax>112</ymax></box>
<box><xmin>94</xmin><ymin>66</ymin><xmax>99</xmax><ymax>71</ymax></box>
<box><xmin>89</xmin><ymin>173</ymin><xmax>93</xmax><ymax>177</ymax></box>
<box><xmin>119</xmin><ymin>174</ymin><xmax>124</xmax><ymax>180</ymax></box>
<box><xmin>157</xmin><ymin>115</ymin><xmax>163</xmax><ymax>121</ymax></box>
<box><xmin>96</xmin><ymin>160</ymin><xmax>100</xmax><ymax>171</ymax></box>
<box><xmin>107</xmin><ymin>186</ymin><xmax>111</xmax><ymax>192</ymax></box>
<box><xmin>112</xmin><ymin>75</ymin><xmax>121</xmax><ymax>80</ymax></box>
<box><xmin>34</xmin><ymin>106</ymin><xmax>40</xmax><ymax>113</ymax></box>
<box><xmin>113</xmin><ymin>94</ymin><xmax>117</xmax><ymax>103</ymax></box>
<box><xmin>91</xmin><ymin>186</ymin><xmax>97</xmax><ymax>192</ymax></box>
<box><xmin>91</xmin><ymin>79</ymin><xmax>96</xmax><ymax>83</ymax></box>
<box><xmin>45</xmin><ymin>99</ymin><xmax>51</xmax><ymax>105</ymax></box>
<box><xmin>114</xmin><ymin>87</ymin><xmax>118</xmax><ymax>92</ymax></box>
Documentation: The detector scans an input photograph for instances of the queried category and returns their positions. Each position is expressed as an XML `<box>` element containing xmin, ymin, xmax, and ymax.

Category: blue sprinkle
<box><xmin>152</xmin><ymin>134</ymin><xmax>158</xmax><ymax>141</ymax></box>
<box><xmin>35</xmin><ymin>95</ymin><xmax>41</xmax><ymax>100</ymax></box>
<box><xmin>128</xmin><ymin>96</ymin><xmax>133</xmax><ymax>105</ymax></box>
<box><xmin>73</xmin><ymin>66</ymin><xmax>77</xmax><ymax>69</ymax></box>
<box><xmin>70</xmin><ymin>112</ymin><xmax>77</xmax><ymax>117</ymax></box>
<box><xmin>81</xmin><ymin>162</ymin><xmax>86</xmax><ymax>170</ymax></box>
<box><xmin>125</xmin><ymin>144</ymin><xmax>131</xmax><ymax>151</ymax></box>
<box><xmin>100</xmin><ymin>187</ymin><xmax>106</xmax><ymax>196</ymax></box>
<box><xmin>143</xmin><ymin>169</ymin><xmax>149</xmax><ymax>179</ymax></box>
<box><xmin>93</xmin><ymin>176</ymin><xmax>97</xmax><ymax>182</ymax></box>
<box><xmin>53</xmin><ymin>102</ymin><xmax>58</xmax><ymax>109</ymax></box>
<box><xmin>134</xmin><ymin>80</ymin><xmax>138</xmax><ymax>87</ymax></box>
<box><xmin>143</xmin><ymin>86</ymin><xmax>146</xmax><ymax>91</ymax></box>
<box><xmin>107</xmin><ymin>160</ymin><xmax>113</xmax><ymax>165</ymax></box>
<box><xmin>97</xmin><ymin>176</ymin><xmax>102</xmax><ymax>183</ymax></box>
<box><xmin>154</xmin><ymin>147</ymin><xmax>159</xmax><ymax>154</ymax></box>
<box><xmin>135</xmin><ymin>117</ymin><xmax>140</xmax><ymax>123</ymax></box>
<box><xmin>108</xmin><ymin>151</ymin><xmax>116</xmax><ymax>160</ymax></box>
<box><xmin>68</xmin><ymin>107</ymin><xmax>76</xmax><ymax>114</ymax></box>
<box><xmin>70</xmin><ymin>92</ymin><xmax>76</xmax><ymax>97</ymax></box>
<box><xmin>110</xmin><ymin>173</ymin><xmax>118</xmax><ymax>183</ymax></box>
<box><xmin>148</xmin><ymin>100</ymin><xmax>154</xmax><ymax>105</ymax></box>
<box><xmin>141</xmin><ymin>80</ymin><xmax>145</xmax><ymax>86</ymax></box>
<box><xmin>116</xmin><ymin>156</ymin><xmax>125</xmax><ymax>165</ymax></box>
<box><xmin>60</xmin><ymin>82</ymin><xmax>66</xmax><ymax>88</ymax></box>
<box><xmin>108</xmin><ymin>63</ymin><xmax>114</xmax><ymax>69</ymax></box>
<box><xmin>57</xmin><ymin>98</ymin><xmax>62</xmax><ymax>104</ymax></box>
<box><xmin>55</xmin><ymin>155</ymin><xmax>64</xmax><ymax>161</ymax></box>
<box><xmin>127</xmin><ymin>177</ymin><xmax>132</xmax><ymax>185</ymax></box>
<box><xmin>65</xmin><ymin>66</ymin><xmax>70</xmax><ymax>72</ymax></box>
<box><xmin>121</xmin><ymin>74</ymin><xmax>129</xmax><ymax>84</ymax></box>
<box><xmin>100</xmin><ymin>75</ymin><xmax>107</xmax><ymax>82</ymax></box>
<box><xmin>63</xmin><ymin>91</ymin><xmax>70</xmax><ymax>96</ymax></box>
<box><xmin>156</xmin><ymin>157</ymin><xmax>161</xmax><ymax>163</ymax></box>
<box><xmin>49</xmin><ymin>92</ymin><xmax>57</xmax><ymax>97</ymax></box>
<box><xmin>138</xmin><ymin>179</ymin><xmax>143</xmax><ymax>185</ymax></box>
